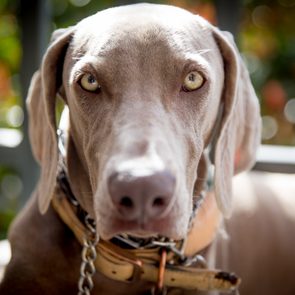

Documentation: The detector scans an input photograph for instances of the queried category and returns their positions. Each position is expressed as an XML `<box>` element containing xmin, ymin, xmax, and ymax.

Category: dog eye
<box><xmin>79</xmin><ymin>73</ymin><xmax>101</xmax><ymax>92</ymax></box>
<box><xmin>182</xmin><ymin>71</ymin><xmax>204</xmax><ymax>92</ymax></box>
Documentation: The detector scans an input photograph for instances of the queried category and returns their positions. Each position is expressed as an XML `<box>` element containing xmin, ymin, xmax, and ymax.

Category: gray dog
<box><xmin>1</xmin><ymin>3</ymin><xmax>295</xmax><ymax>295</ymax></box>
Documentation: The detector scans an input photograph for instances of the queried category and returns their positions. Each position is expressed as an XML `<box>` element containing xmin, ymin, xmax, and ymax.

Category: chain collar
<box><xmin>78</xmin><ymin>226</ymin><xmax>97</xmax><ymax>295</ymax></box>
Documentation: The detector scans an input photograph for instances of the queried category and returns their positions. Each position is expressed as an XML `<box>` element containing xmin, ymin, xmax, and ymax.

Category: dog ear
<box><xmin>27</xmin><ymin>27</ymin><xmax>74</xmax><ymax>214</ymax></box>
<box><xmin>211</xmin><ymin>28</ymin><xmax>261</xmax><ymax>217</ymax></box>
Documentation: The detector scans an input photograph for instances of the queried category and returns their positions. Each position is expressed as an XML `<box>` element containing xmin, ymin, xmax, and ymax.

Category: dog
<box><xmin>1</xmin><ymin>3</ymin><xmax>295</xmax><ymax>295</ymax></box>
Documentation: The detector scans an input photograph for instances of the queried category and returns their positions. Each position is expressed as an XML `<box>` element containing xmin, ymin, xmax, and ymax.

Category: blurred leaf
<box><xmin>0</xmin><ymin>210</ymin><xmax>15</xmax><ymax>239</ymax></box>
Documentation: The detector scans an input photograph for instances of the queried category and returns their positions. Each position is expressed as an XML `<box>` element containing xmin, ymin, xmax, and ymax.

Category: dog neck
<box><xmin>184</xmin><ymin>191</ymin><xmax>221</xmax><ymax>256</ymax></box>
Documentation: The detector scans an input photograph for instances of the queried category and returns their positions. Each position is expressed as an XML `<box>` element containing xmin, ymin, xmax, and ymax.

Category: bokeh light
<box><xmin>262</xmin><ymin>80</ymin><xmax>286</xmax><ymax>112</ymax></box>
<box><xmin>261</xmin><ymin>115</ymin><xmax>278</xmax><ymax>140</ymax></box>
<box><xmin>284</xmin><ymin>99</ymin><xmax>295</xmax><ymax>124</ymax></box>
<box><xmin>252</xmin><ymin>5</ymin><xmax>272</xmax><ymax>28</ymax></box>
<box><xmin>1</xmin><ymin>174</ymin><xmax>23</xmax><ymax>201</ymax></box>
<box><xmin>69</xmin><ymin>0</ymin><xmax>91</xmax><ymax>8</ymax></box>
<box><xmin>6</xmin><ymin>105</ymin><xmax>23</xmax><ymax>128</ymax></box>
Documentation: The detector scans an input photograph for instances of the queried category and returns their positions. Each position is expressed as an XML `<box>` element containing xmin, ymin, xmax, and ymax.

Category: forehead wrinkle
<box><xmin>182</xmin><ymin>53</ymin><xmax>213</xmax><ymax>77</ymax></box>
<box><xmin>69</xmin><ymin>55</ymin><xmax>104</xmax><ymax>81</ymax></box>
<box><xmin>75</xmin><ymin>29</ymin><xmax>182</xmax><ymax>76</ymax></box>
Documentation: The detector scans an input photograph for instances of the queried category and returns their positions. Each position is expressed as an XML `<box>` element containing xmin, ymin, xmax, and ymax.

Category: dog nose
<box><xmin>108</xmin><ymin>169</ymin><xmax>176</xmax><ymax>221</ymax></box>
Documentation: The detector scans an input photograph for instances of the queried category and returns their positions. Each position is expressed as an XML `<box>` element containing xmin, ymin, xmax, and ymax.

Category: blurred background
<box><xmin>0</xmin><ymin>0</ymin><xmax>294</xmax><ymax>239</ymax></box>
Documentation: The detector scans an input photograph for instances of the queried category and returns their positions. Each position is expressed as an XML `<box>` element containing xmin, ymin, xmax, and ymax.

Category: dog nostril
<box><xmin>152</xmin><ymin>196</ymin><xmax>165</xmax><ymax>207</ymax></box>
<box><xmin>120</xmin><ymin>196</ymin><xmax>134</xmax><ymax>208</ymax></box>
<box><xmin>108</xmin><ymin>168</ymin><xmax>176</xmax><ymax>220</ymax></box>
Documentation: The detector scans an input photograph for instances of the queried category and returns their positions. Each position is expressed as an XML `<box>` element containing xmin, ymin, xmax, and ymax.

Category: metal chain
<box><xmin>78</xmin><ymin>214</ymin><xmax>98</xmax><ymax>295</ymax></box>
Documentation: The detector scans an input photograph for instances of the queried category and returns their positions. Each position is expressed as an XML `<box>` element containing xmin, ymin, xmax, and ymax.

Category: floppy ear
<box><xmin>212</xmin><ymin>28</ymin><xmax>261</xmax><ymax>217</ymax></box>
<box><xmin>27</xmin><ymin>27</ymin><xmax>74</xmax><ymax>214</ymax></box>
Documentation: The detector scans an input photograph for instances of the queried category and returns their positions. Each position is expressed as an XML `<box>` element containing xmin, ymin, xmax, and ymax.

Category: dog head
<box><xmin>27</xmin><ymin>4</ymin><xmax>260</xmax><ymax>240</ymax></box>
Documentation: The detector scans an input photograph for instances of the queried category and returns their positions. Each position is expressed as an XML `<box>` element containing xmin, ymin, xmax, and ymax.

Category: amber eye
<box><xmin>79</xmin><ymin>73</ymin><xmax>101</xmax><ymax>92</ymax></box>
<box><xmin>182</xmin><ymin>71</ymin><xmax>204</xmax><ymax>92</ymax></box>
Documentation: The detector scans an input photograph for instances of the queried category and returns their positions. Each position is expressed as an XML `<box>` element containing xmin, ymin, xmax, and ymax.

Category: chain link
<box><xmin>56</xmin><ymin>165</ymin><xmax>98</xmax><ymax>295</ymax></box>
<box><xmin>78</xmin><ymin>215</ymin><xmax>98</xmax><ymax>295</ymax></box>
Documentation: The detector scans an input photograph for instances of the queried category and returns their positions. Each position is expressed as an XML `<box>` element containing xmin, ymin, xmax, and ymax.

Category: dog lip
<box><xmin>125</xmin><ymin>231</ymin><xmax>158</xmax><ymax>238</ymax></box>
<box><xmin>100</xmin><ymin>215</ymin><xmax>179</xmax><ymax>240</ymax></box>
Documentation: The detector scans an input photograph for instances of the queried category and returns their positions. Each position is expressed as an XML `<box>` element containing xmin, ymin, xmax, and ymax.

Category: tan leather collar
<box><xmin>51</xmin><ymin>186</ymin><xmax>240</xmax><ymax>292</ymax></box>
<box><xmin>184</xmin><ymin>191</ymin><xmax>221</xmax><ymax>256</ymax></box>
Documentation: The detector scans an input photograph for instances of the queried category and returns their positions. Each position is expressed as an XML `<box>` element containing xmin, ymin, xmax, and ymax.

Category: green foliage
<box><xmin>52</xmin><ymin>0</ymin><xmax>117</xmax><ymax>27</ymax></box>
<box><xmin>0</xmin><ymin>166</ymin><xmax>18</xmax><ymax>239</ymax></box>
<box><xmin>0</xmin><ymin>15</ymin><xmax>20</xmax><ymax>69</ymax></box>
<box><xmin>0</xmin><ymin>210</ymin><xmax>15</xmax><ymax>239</ymax></box>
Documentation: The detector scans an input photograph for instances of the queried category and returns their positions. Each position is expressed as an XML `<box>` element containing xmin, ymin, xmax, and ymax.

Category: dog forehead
<box><xmin>71</xmin><ymin>3</ymin><xmax>211</xmax><ymax>57</ymax></box>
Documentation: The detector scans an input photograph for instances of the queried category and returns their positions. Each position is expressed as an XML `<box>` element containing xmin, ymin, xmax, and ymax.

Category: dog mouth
<box><xmin>114</xmin><ymin>223</ymin><xmax>161</xmax><ymax>239</ymax></box>
<box><xmin>110</xmin><ymin>232</ymin><xmax>174</xmax><ymax>249</ymax></box>
<box><xmin>99</xmin><ymin>213</ymin><xmax>179</xmax><ymax>240</ymax></box>
<box><xmin>124</xmin><ymin>230</ymin><xmax>158</xmax><ymax>238</ymax></box>
<box><xmin>97</xmin><ymin>191</ymin><xmax>203</xmax><ymax>241</ymax></box>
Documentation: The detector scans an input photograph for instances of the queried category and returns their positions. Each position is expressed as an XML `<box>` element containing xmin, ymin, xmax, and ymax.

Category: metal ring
<box><xmin>80</xmin><ymin>260</ymin><xmax>96</xmax><ymax>277</ymax></box>
<box><xmin>85</xmin><ymin>215</ymin><xmax>96</xmax><ymax>234</ymax></box>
